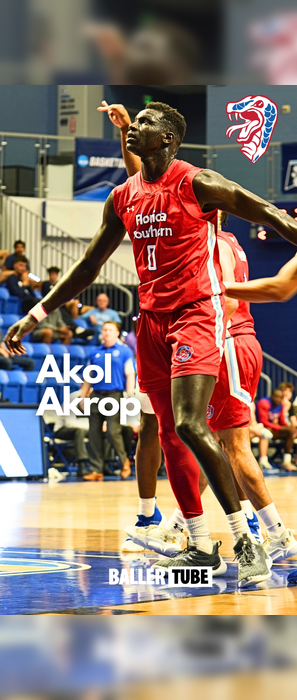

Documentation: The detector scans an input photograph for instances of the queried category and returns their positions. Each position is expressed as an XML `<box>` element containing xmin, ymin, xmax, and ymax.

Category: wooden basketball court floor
<box><xmin>1</xmin><ymin>474</ymin><xmax>297</xmax><ymax>615</ymax></box>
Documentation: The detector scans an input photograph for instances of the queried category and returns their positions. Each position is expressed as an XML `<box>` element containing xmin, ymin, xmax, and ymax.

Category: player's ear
<box><xmin>163</xmin><ymin>131</ymin><xmax>175</xmax><ymax>146</ymax></box>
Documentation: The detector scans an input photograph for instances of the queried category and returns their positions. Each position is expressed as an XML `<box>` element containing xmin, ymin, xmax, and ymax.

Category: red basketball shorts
<box><xmin>137</xmin><ymin>296</ymin><xmax>226</xmax><ymax>393</ymax></box>
<box><xmin>207</xmin><ymin>334</ymin><xmax>262</xmax><ymax>432</ymax></box>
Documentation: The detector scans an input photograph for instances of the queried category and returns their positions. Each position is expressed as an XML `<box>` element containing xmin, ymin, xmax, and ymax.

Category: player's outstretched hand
<box><xmin>5</xmin><ymin>315</ymin><xmax>37</xmax><ymax>355</ymax></box>
<box><xmin>97</xmin><ymin>100</ymin><xmax>131</xmax><ymax>129</ymax></box>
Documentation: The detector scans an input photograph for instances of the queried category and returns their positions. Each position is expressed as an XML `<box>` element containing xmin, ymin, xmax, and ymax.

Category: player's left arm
<box><xmin>193</xmin><ymin>170</ymin><xmax>297</xmax><ymax>247</ymax></box>
<box><xmin>225</xmin><ymin>253</ymin><xmax>297</xmax><ymax>303</ymax></box>
<box><xmin>217</xmin><ymin>238</ymin><xmax>238</xmax><ymax>320</ymax></box>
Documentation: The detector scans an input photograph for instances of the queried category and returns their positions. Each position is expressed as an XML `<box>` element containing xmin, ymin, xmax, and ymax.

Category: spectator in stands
<box><xmin>0</xmin><ymin>249</ymin><xmax>15</xmax><ymax>285</ymax></box>
<box><xmin>40</xmin><ymin>267</ymin><xmax>95</xmax><ymax>341</ymax></box>
<box><xmin>80</xmin><ymin>321</ymin><xmax>135</xmax><ymax>480</ymax></box>
<box><xmin>278</xmin><ymin>382</ymin><xmax>297</xmax><ymax>427</ymax></box>
<box><xmin>249</xmin><ymin>400</ymin><xmax>273</xmax><ymax>441</ymax></box>
<box><xmin>53</xmin><ymin>388</ymin><xmax>90</xmax><ymax>478</ymax></box>
<box><xmin>31</xmin><ymin>308</ymin><xmax>73</xmax><ymax>345</ymax></box>
<box><xmin>41</xmin><ymin>266</ymin><xmax>61</xmax><ymax>296</ymax></box>
<box><xmin>2</xmin><ymin>240</ymin><xmax>30</xmax><ymax>271</ymax></box>
<box><xmin>0</xmin><ymin>328</ymin><xmax>35</xmax><ymax>371</ymax></box>
<box><xmin>256</xmin><ymin>388</ymin><xmax>297</xmax><ymax>471</ymax></box>
<box><xmin>6</xmin><ymin>255</ymin><xmax>38</xmax><ymax>314</ymax></box>
<box><xmin>125</xmin><ymin>316</ymin><xmax>137</xmax><ymax>358</ymax></box>
<box><xmin>80</xmin><ymin>293</ymin><xmax>121</xmax><ymax>339</ymax></box>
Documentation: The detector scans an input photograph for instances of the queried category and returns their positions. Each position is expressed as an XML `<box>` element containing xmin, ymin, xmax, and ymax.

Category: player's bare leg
<box><xmin>136</xmin><ymin>412</ymin><xmax>161</xmax><ymax>499</ymax></box>
<box><xmin>216</xmin><ymin>426</ymin><xmax>297</xmax><ymax>561</ymax></box>
<box><xmin>121</xmin><ymin>411</ymin><xmax>166</xmax><ymax>553</ymax></box>
<box><xmin>172</xmin><ymin>374</ymin><xmax>242</xmax><ymax>514</ymax></box>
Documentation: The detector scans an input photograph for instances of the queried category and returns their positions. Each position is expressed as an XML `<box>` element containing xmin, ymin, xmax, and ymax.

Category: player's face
<box><xmin>126</xmin><ymin>109</ymin><xmax>168</xmax><ymax>156</ymax></box>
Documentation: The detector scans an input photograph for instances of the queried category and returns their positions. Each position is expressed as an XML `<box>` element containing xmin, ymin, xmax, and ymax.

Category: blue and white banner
<box><xmin>282</xmin><ymin>143</ymin><xmax>297</xmax><ymax>193</ymax></box>
<box><xmin>74</xmin><ymin>138</ymin><xmax>127</xmax><ymax>201</ymax></box>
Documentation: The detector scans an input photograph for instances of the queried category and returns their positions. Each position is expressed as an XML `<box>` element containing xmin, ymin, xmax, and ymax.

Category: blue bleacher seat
<box><xmin>29</xmin><ymin>343</ymin><xmax>51</xmax><ymax>371</ymax></box>
<box><xmin>23</xmin><ymin>371</ymin><xmax>42</xmax><ymax>404</ymax></box>
<box><xmin>74</xmin><ymin>318</ymin><xmax>88</xmax><ymax>329</ymax></box>
<box><xmin>3</xmin><ymin>370</ymin><xmax>27</xmax><ymax>403</ymax></box>
<box><xmin>0</xmin><ymin>369</ymin><xmax>9</xmax><ymax>397</ymax></box>
<box><xmin>4</xmin><ymin>296</ymin><xmax>22</xmax><ymax>314</ymax></box>
<box><xmin>22</xmin><ymin>342</ymin><xmax>34</xmax><ymax>357</ymax></box>
<box><xmin>49</xmin><ymin>344</ymin><xmax>68</xmax><ymax>372</ymax></box>
<box><xmin>1</xmin><ymin>314</ymin><xmax>20</xmax><ymax>335</ymax></box>
<box><xmin>0</xmin><ymin>288</ymin><xmax>9</xmax><ymax>314</ymax></box>
<box><xmin>68</xmin><ymin>345</ymin><xmax>86</xmax><ymax>368</ymax></box>
<box><xmin>83</xmin><ymin>346</ymin><xmax>98</xmax><ymax>359</ymax></box>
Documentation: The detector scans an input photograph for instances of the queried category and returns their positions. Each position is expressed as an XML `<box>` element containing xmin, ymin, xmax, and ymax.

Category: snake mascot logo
<box><xmin>225</xmin><ymin>95</ymin><xmax>278</xmax><ymax>163</ymax></box>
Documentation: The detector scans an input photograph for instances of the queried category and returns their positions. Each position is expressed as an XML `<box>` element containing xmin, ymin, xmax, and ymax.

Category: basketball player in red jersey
<box><xmin>100</xmin><ymin>103</ymin><xmax>297</xmax><ymax>567</ymax></box>
<box><xmin>7</xmin><ymin>101</ymin><xmax>297</xmax><ymax>585</ymax></box>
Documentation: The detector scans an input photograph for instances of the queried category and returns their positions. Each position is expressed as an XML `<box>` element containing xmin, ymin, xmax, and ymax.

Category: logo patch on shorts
<box><xmin>175</xmin><ymin>345</ymin><xmax>194</xmax><ymax>362</ymax></box>
<box><xmin>206</xmin><ymin>405</ymin><xmax>214</xmax><ymax>419</ymax></box>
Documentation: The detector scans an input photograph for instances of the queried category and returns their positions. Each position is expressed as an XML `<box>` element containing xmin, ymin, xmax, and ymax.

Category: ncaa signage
<box><xmin>282</xmin><ymin>143</ymin><xmax>297</xmax><ymax>193</ymax></box>
<box><xmin>75</xmin><ymin>137</ymin><xmax>127</xmax><ymax>201</ymax></box>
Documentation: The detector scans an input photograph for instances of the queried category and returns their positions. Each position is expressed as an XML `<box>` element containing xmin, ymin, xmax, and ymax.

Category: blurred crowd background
<box><xmin>0</xmin><ymin>616</ymin><xmax>296</xmax><ymax>696</ymax></box>
<box><xmin>1</xmin><ymin>0</ymin><xmax>297</xmax><ymax>85</ymax></box>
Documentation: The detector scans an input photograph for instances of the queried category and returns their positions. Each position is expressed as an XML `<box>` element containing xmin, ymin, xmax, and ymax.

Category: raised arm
<box><xmin>5</xmin><ymin>192</ymin><xmax>126</xmax><ymax>353</ymax></box>
<box><xmin>193</xmin><ymin>170</ymin><xmax>297</xmax><ymax>247</ymax></box>
<box><xmin>97</xmin><ymin>101</ymin><xmax>141</xmax><ymax>177</ymax></box>
<box><xmin>225</xmin><ymin>254</ymin><xmax>297</xmax><ymax>303</ymax></box>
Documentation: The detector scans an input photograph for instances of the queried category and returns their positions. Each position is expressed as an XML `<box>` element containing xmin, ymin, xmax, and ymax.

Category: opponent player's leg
<box><xmin>218</xmin><ymin>426</ymin><xmax>297</xmax><ymax>561</ymax></box>
<box><xmin>121</xmin><ymin>404</ymin><xmax>164</xmax><ymax>553</ymax></box>
<box><xmin>171</xmin><ymin>373</ymin><xmax>270</xmax><ymax>585</ymax></box>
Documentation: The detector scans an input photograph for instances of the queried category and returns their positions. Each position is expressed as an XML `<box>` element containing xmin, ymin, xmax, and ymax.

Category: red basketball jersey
<box><xmin>217</xmin><ymin>229</ymin><xmax>255</xmax><ymax>336</ymax></box>
<box><xmin>113</xmin><ymin>159</ymin><xmax>224</xmax><ymax>312</ymax></box>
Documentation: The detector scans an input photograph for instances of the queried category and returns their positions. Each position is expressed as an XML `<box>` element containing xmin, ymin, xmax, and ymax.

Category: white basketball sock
<box><xmin>138</xmin><ymin>497</ymin><xmax>155</xmax><ymax>518</ymax></box>
<box><xmin>185</xmin><ymin>514</ymin><xmax>213</xmax><ymax>553</ymax></box>
<box><xmin>165</xmin><ymin>508</ymin><xmax>185</xmax><ymax>534</ymax></box>
<box><xmin>258</xmin><ymin>503</ymin><xmax>286</xmax><ymax>538</ymax></box>
<box><xmin>240</xmin><ymin>499</ymin><xmax>254</xmax><ymax>521</ymax></box>
<box><xmin>226</xmin><ymin>510</ymin><xmax>254</xmax><ymax>544</ymax></box>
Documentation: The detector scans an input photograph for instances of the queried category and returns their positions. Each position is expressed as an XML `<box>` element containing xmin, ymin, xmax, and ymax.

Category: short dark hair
<box><xmin>47</xmin><ymin>266</ymin><xmax>60</xmax><ymax>274</ymax></box>
<box><xmin>14</xmin><ymin>255</ymin><xmax>27</xmax><ymax>264</ymax></box>
<box><xmin>14</xmin><ymin>240</ymin><xmax>25</xmax><ymax>249</ymax></box>
<box><xmin>145</xmin><ymin>101</ymin><xmax>187</xmax><ymax>147</ymax></box>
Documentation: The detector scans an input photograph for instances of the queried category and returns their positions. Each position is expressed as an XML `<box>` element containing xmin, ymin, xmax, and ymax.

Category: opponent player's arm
<box><xmin>97</xmin><ymin>101</ymin><xmax>141</xmax><ymax>177</ymax></box>
<box><xmin>217</xmin><ymin>238</ymin><xmax>238</xmax><ymax>320</ymax></box>
<box><xmin>225</xmin><ymin>254</ymin><xmax>297</xmax><ymax>303</ymax></box>
<box><xmin>193</xmin><ymin>170</ymin><xmax>297</xmax><ymax>248</ymax></box>
<box><xmin>5</xmin><ymin>193</ymin><xmax>126</xmax><ymax>354</ymax></box>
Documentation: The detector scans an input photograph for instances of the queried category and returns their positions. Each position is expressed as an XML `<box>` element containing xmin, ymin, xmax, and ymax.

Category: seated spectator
<box><xmin>32</xmin><ymin>308</ymin><xmax>73</xmax><ymax>345</ymax></box>
<box><xmin>124</xmin><ymin>316</ymin><xmax>137</xmax><ymax>358</ymax></box>
<box><xmin>39</xmin><ymin>267</ymin><xmax>94</xmax><ymax>340</ymax></box>
<box><xmin>256</xmin><ymin>388</ymin><xmax>297</xmax><ymax>471</ymax></box>
<box><xmin>41</xmin><ymin>266</ymin><xmax>61</xmax><ymax>296</ymax></box>
<box><xmin>6</xmin><ymin>255</ymin><xmax>38</xmax><ymax>313</ymax></box>
<box><xmin>0</xmin><ymin>249</ymin><xmax>15</xmax><ymax>285</ymax></box>
<box><xmin>2</xmin><ymin>240</ymin><xmax>30</xmax><ymax>271</ymax></box>
<box><xmin>80</xmin><ymin>321</ymin><xmax>135</xmax><ymax>480</ymax></box>
<box><xmin>43</xmin><ymin>392</ymin><xmax>90</xmax><ymax>478</ymax></box>
<box><xmin>278</xmin><ymin>382</ymin><xmax>297</xmax><ymax>428</ymax></box>
<box><xmin>0</xmin><ymin>328</ymin><xmax>35</xmax><ymax>371</ymax></box>
<box><xmin>249</xmin><ymin>401</ymin><xmax>273</xmax><ymax>441</ymax></box>
<box><xmin>79</xmin><ymin>293</ymin><xmax>121</xmax><ymax>339</ymax></box>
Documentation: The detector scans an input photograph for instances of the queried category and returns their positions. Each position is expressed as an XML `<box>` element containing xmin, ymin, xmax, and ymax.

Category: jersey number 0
<box><xmin>147</xmin><ymin>244</ymin><xmax>157</xmax><ymax>271</ymax></box>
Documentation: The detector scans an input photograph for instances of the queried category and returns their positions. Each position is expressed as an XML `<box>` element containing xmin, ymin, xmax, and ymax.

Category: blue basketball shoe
<box><xmin>246</xmin><ymin>512</ymin><xmax>264</xmax><ymax>544</ymax></box>
<box><xmin>121</xmin><ymin>503</ymin><xmax>166</xmax><ymax>553</ymax></box>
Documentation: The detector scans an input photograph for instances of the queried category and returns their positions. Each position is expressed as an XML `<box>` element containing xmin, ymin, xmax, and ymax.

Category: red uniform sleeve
<box><xmin>256</xmin><ymin>399</ymin><xmax>281</xmax><ymax>432</ymax></box>
<box><xmin>279</xmin><ymin>406</ymin><xmax>288</xmax><ymax>427</ymax></box>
